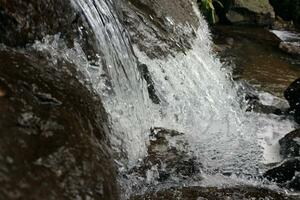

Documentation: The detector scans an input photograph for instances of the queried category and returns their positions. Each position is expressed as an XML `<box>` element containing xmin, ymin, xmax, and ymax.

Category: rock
<box><xmin>131</xmin><ymin>186</ymin><xmax>298</xmax><ymax>200</ymax></box>
<box><xmin>0</xmin><ymin>80</ymin><xmax>8</xmax><ymax>98</ymax></box>
<box><xmin>284</xmin><ymin>78</ymin><xmax>300</xmax><ymax>123</ymax></box>
<box><xmin>217</xmin><ymin>0</ymin><xmax>275</xmax><ymax>26</ymax></box>
<box><xmin>279</xmin><ymin>129</ymin><xmax>300</xmax><ymax>158</ymax></box>
<box><xmin>264</xmin><ymin>158</ymin><xmax>300</xmax><ymax>191</ymax></box>
<box><xmin>269</xmin><ymin>0</ymin><xmax>300</xmax><ymax>27</ymax></box>
<box><xmin>0</xmin><ymin>49</ymin><xmax>119</xmax><ymax>200</ymax></box>
<box><xmin>288</xmin><ymin>173</ymin><xmax>300</xmax><ymax>191</ymax></box>
<box><xmin>272</xmin><ymin>17</ymin><xmax>296</xmax><ymax>31</ymax></box>
<box><xmin>138</xmin><ymin>64</ymin><xmax>160</xmax><ymax>104</ymax></box>
<box><xmin>129</xmin><ymin>127</ymin><xmax>200</xmax><ymax>183</ymax></box>
<box><xmin>121</xmin><ymin>0</ymin><xmax>199</xmax><ymax>59</ymax></box>
<box><xmin>279</xmin><ymin>42</ymin><xmax>300</xmax><ymax>56</ymax></box>
<box><xmin>0</xmin><ymin>0</ymin><xmax>100</xmax><ymax>64</ymax></box>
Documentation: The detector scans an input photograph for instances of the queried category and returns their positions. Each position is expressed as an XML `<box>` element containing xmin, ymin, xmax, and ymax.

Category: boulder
<box><xmin>0</xmin><ymin>48</ymin><xmax>119</xmax><ymax>199</ymax></box>
<box><xmin>284</xmin><ymin>78</ymin><xmax>300</xmax><ymax>123</ymax></box>
<box><xmin>121</xmin><ymin>0</ymin><xmax>199</xmax><ymax>59</ymax></box>
<box><xmin>217</xmin><ymin>0</ymin><xmax>275</xmax><ymax>26</ymax></box>
<box><xmin>264</xmin><ymin>158</ymin><xmax>300</xmax><ymax>191</ymax></box>
<box><xmin>131</xmin><ymin>186</ymin><xmax>297</xmax><ymax>200</ymax></box>
<box><xmin>279</xmin><ymin>129</ymin><xmax>300</xmax><ymax>158</ymax></box>
<box><xmin>269</xmin><ymin>0</ymin><xmax>300</xmax><ymax>27</ymax></box>
<box><xmin>128</xmin><ymin>127</ymin><xmax>200</xmax><ymax>183</ymax></box>
<box><xmin>279</xmin><ymin>42</ymin><xmax>300</xmax><ymax>56</ymax></box>
<box><xmin>272</xmin><ymin>17</ymin><xmax>296</xmax><ymax>31</ymax></box>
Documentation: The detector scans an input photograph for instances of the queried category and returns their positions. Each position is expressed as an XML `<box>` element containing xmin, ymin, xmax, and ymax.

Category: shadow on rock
<box><xmin>0</xmin><ymin>49</ymin><xmax>118</xmax><ymax>200</ymax></box>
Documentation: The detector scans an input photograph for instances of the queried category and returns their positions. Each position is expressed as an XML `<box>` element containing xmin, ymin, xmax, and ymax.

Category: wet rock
<box><xmin>236</xmin><ymin>81</ymin><xmax>284</xmax><ymax>115</ymax></box>
<box><xmin>0</xmin><ymin>0</ymin><xmax>100</xmax><ymax>64</ymax></box>
<box><xmin>130</xmin><ymin>127</ymin><xmax>200</xmax><ymax>183</ymax></box>
<box><xmin>279</xmin><ymin>129</ymin><xmax>300</xmax><ymax>158</ymax></box>
<box><xmin>0</xmin><ymin>0</ymin><xmax>76</xmax><ymax>47</ymax></box>
<box><xmin>264</xmin><ymin>158</ymin><xmax>300</xmax><ymax>191</ymax></box>
<box><xmin>279</xmin><ymin>42</ymin><xmax>300</xmax><ymax>56</ymax></box>
<box><xmin>0</xmin><ymin>49</ymin><xmax>119</xmax><ymax>200</ymax></box>
<box><xmin>217</xmin><ymin>0</ymin><xmax>275</xmax><ymax>26</ymax></box>
<box><xmin>121</xmin><ymin>0</ymin><xmax>199</xmax><ymax>59</ymax></box>
<box><xmin>288</xmin><ymin>173</ymin><xmax>300</xmax><ymax>191</ymax></box>
<box><xmin>131</xmin><ymin>186</ymin><xmax>297</xmax><ymax>200</ymax></box>
<box><xmin>138</xmin><ymin>63</ymin><xmax>160</xmax><ymax>104</ymax></box>
<box><xmin>284</xmin><ymin>78</ymin><xmax>300</xmax><ymax>123</ymax></box>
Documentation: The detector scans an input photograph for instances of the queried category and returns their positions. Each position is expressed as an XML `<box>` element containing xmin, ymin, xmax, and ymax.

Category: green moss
<box><xmin>198</xmin><ymin>0</ymin><xmax>223</xmax><ymax>24</ymax></box>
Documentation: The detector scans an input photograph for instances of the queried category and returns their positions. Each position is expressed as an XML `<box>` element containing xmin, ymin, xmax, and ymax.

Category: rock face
<box><xmin>0</xmin><ymin>49</ymin><xmax>118</xmax><ymax>199</ymax></box>
<box><xmin>279</xmin><ymin>129</ymin><xmax>300</xmax><ymax>158</ymax></box>
<box><xmin>120</xmin><ymin>0</ymin><xmax>199</xmax><ymax>59</ymax></box>
<box><xmin>131</xmin><ymin>186</ymin><xmax>297</xmax><ymax>200</ymax></box>
<box><xmin>217</xmin><ymin>0</ymin><xmax>275</xmax><ymax>26</ymax></box>
<box><xmin>269</xmin><ymin>0</ymin><xmax>300</xmax><ymax>27</ymax></box>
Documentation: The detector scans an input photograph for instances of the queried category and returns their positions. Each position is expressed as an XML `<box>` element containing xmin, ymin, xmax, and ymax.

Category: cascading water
<box><xmin>30</xmin><ymin>0</ymin><xmax>296</xmax><ymax>198</ymax></box>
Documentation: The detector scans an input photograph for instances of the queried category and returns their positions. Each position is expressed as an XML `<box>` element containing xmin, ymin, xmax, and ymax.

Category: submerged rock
<box><xmin>279</xmin><ymin>129</ymin><xmax>300</xmax><ymax>158</ymax></box>
<box><xmin>131</xmin><ymin>186</ymin><xmax>297</xmax><ymax>200</ymax></box>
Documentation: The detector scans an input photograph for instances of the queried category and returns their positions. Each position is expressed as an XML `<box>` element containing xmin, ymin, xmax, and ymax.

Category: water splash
<box><xmin>30</xmin><ymin>0</ymin><xmax>296</xmax><ymax>198</ymax></box>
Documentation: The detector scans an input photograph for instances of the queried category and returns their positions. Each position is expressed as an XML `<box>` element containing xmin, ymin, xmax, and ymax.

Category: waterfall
<box><xmin>32</xmin><ymin>0</ymin><xmax>295</xmax><ymax>194</ymax></box>
<box><xmin>70</xmin><ymin>0</ymin><xmax>153</xmax><ymax>165</ymax></box>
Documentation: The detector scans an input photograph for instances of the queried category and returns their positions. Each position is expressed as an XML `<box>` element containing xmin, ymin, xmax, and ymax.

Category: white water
<box><xmin>30</xmin><ymin>0</ymin><xmax>295</xmax><ymax>198</ymax></box>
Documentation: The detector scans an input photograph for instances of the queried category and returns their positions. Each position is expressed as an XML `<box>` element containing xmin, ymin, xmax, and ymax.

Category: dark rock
<box><xmin>131</xmin><ymin>186</ymin><xmax>298</xmax><ymax>200</ymax></box>
<box><xmin>0</xmin><ymin>0</ymin><xmax>77</xmax><ymax>47</ymax></box>
<box><xmin>272</xmin><ymin>17</ymin><xmax>296</xmax><ymax>31</ymax></box>
<box><xmin>0</xmin><ymin>49</ymin><xmax>119</xmax><ymax>200</ymax></box>
<box><xmin>264</xmin><ymin>158</ymin><xmax>300</xmax><ymax>191</ymax></box>
<box><xmin>236</xmin><ymin>81</ymin><xmax>284</xmax><ymax>115</ymax></box>
<box><xmin>269</xmin><ymin>0</ymin><xmax>300</xmax><ymax>27</ymax></box>
<box><xmin>138</xmin><ymin>64</ymin><xmax>160</xmax><ymax>104</ymax></box>
<box><xmin>217</xmin><ymin>0</ymin><xmax>275</xmax><ymax>26</ymax></box>
<box><xmin>284</xmin><ymin>78</ymin><xmax>300</xmax><ymax>123</ymax></box>
<box><xmin>0</xmin><ymin>0</ymin><xmax>100</xmax><ymax>65</ymax></box>
<box><xmin>285</xmin><ymin>78</ymin><xmax>300</xmax><ymax>109</ymax></box>
<box><xmin>120</xmin><ymin>0</ymin><xmax>199</xmax><ymax>59</ymax></box>
<box><xmin>288</xmin><ymin>173</ymin><xmax>300</xmax><ymax>191</ymax></box>
<box><xmin>279</xmin><ymin>129</ymin><xmax>300</xmax><ymax>158</ymax></box>
<box><xmin>279</xmin><ymin>42</ymin><xmax>300</xmax><ymax>56</ymax></box>
<box><xmin>129</xmin><ymin>127</ymin><xmax>200</xmax><ymax>183</ymax></box>
<box><xmin>213</xmin><ymin>25</ymin><xmax>281</xmax><ymax>47</ymax></box>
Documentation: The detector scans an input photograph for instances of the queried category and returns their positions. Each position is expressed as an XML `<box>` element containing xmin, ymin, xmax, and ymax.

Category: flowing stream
<box><xmin>32</xmin><ymin>0</ymin><xmax>295</xmax><ymax>198</ymax></box>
